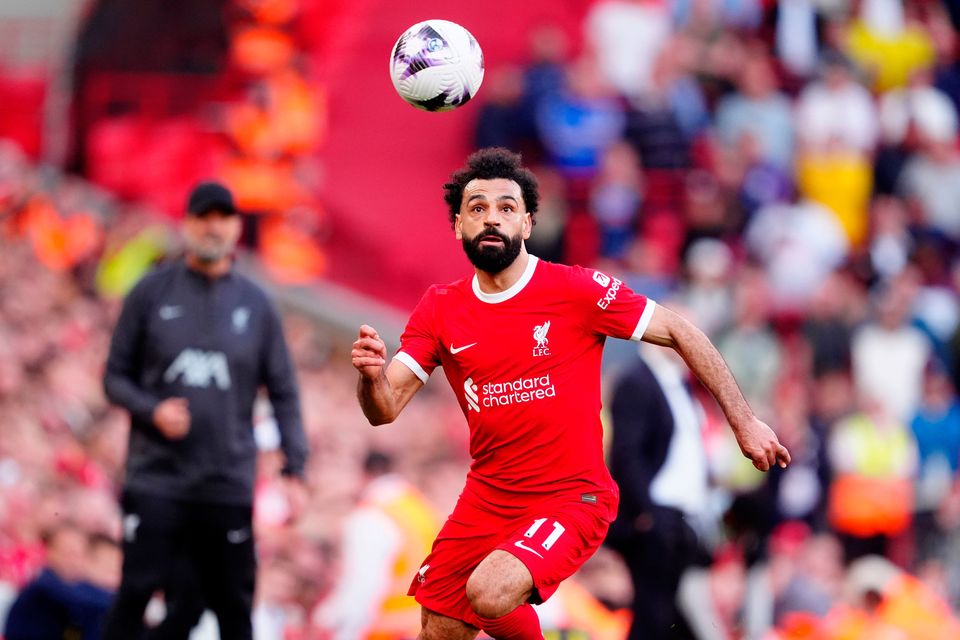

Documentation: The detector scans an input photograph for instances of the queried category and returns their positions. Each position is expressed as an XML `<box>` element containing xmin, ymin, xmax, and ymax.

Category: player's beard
<box><xmin>462</xmin><ymin>227</ymin><xmax>523</xmax><ymax>274</ymax></box>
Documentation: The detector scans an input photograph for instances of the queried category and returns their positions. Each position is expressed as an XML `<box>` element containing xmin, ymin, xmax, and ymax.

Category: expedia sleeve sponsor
<box><xmin>592</xmin><ymin>270</ymin><xmax>611</xmax><ymax>287</ymax></box>
<box><xmin>576</xmin><ymin>263</ymin><xmax>654</xmax><ymax>340</ymax></box>
<box><xmin>596</xmin><ymin>277</ymin><xmax>623</xmax><ymax>310</ymax></box>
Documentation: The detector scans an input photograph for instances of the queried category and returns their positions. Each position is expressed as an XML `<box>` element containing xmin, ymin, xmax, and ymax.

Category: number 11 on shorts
<box><xmin>524</xmin><ymin>518</ymin><xmax>566</xmax><ymax>551</ymax></box>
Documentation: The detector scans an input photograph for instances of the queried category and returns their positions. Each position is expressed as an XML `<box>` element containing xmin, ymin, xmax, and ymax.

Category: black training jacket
<box><xmin>104</xmin><ymin>260</ymin><xmax>308</xmax><ymax>505</ymax></box>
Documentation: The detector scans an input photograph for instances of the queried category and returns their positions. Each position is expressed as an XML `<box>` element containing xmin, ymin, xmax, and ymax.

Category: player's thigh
<box><xmin>465</xmin><ymin>549</ymin><xmax>533</xmax><ymax>616</ymax></box>
<box><xmin>418</xmin><ymin>607</ymin><xmax>480</xmax><ymax>640</ymax></box>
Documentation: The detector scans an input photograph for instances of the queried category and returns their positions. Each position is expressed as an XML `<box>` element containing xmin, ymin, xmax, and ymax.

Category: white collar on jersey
<box><xmin>471</xmin><ymin>255</ymin><xmax>539</xmax><ymax>304</ymax></box>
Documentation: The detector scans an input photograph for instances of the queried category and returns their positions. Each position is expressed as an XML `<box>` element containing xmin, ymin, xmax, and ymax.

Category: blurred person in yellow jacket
<box><xmin>826</xmin><ymin>393</ymin><xmax>917</xmax><ymax>564</ymax></box>
<box><xmin>795</xmin><ymin>149</ymin><xmax>872</xmax><ymax>248</ymax></box>
<box><xmin>312</xmin><ymin>451</ymin><xmax>441</xmax><ymax>640</ymax></box>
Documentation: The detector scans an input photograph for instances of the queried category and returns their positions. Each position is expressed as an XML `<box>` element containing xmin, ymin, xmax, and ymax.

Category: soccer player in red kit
<box><xmin>352</xmin><ymin>148</ymin><xmax>791</xmax><ymax>640</ymax></box>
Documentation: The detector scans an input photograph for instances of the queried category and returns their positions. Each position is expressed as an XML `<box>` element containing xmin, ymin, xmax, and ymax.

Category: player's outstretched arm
<box><xmin>352</xmin><ymin>324</ymin><xmax>424</xmax><ymax>426</ymax></box>
<box><xmin>641</xmin><ymin>305</ymin><xmax>791</xmax><ymax>472</ymax></box>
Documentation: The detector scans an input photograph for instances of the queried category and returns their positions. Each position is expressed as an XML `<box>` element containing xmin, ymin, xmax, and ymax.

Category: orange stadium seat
<box><xmin>220</xmin><ymin>156</ymin><xmax>308</xmax><ymax>213</ymax></box>
<box><xmin>20</xmin><ymin>197</ymin><xmax>102</xmax><ymax>272</ymax></box>
<box><xmin>231</xmin><ymin>26</ymin><xmax>296</xmax><ymax>74</ymax></box>
<box><xmin>258</xmin><ymin>214</ymin><xmax>327</xmax><ymax>283</ymax></box>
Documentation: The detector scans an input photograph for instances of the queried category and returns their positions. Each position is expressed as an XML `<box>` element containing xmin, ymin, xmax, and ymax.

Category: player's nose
<box><xmin>482</xmin><ymin>209</ymin><xmax>501</xmax><ymax>225</ymax></box>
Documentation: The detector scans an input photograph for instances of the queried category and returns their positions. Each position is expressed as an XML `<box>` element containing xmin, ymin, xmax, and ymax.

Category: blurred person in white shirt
<box><xmin>584</xmin><ymin>0</ymin><xmax>673</xmax><ymax>100</ymax></box>
<box><xmin>852</xmin><ymin>272</ymin><xmax>933</xmax><ymax>422</ymax></box>
<box><xmin>796</xmin><ymin>51</ymin><xmax>880</xmax><ymax>154</ymax></box>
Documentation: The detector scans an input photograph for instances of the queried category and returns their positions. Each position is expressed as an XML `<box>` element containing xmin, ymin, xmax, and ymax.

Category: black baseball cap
<box><xmin>186</xmin><ymin>181</ymin><xmax>238</xmax><ymax>216</ymax></box>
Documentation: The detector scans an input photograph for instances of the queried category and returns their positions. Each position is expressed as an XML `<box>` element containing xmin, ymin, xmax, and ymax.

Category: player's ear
<box><xmin>522</xmin><ymin>212</ymin><xmax>532</xmax><ymax>240</ymax></box>
<box><xmin>454</xmin><ymin>213</ymin><xmax>463</xmax><ymax>240</ymax></box>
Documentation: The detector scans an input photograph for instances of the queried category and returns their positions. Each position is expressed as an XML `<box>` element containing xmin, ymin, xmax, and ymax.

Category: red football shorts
<box><xmin>408</xmin><ymin>490</ymin><xmax>617</xmax><ymax>628</ymax></box>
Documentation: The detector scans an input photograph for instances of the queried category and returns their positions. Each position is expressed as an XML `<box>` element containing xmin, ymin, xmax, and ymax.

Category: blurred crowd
<box><xmin>478</xmin><ymin>0</ymin><xmax>960</xmax><ymax>294</ymax></box>
<box><xmin>5</xmin><ymin>0</ymin><xmax>960</xmax><ymax>637</ymax></box>
<box><xmin>0</xmin><ymin>141</ymin><xmax>474</xmax><ymax>639</ymax></box>
<box><xmin>471</xmin><ymin>0</ymin><xmax>960</xmax><ymax>636</ymax></box>
<box><xmin>76</xmin><ymin>0</ymin><xmax>329</xmax><ymax>284</ymax></box>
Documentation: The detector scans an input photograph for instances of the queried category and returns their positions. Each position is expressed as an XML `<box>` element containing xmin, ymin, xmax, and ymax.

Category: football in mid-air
<box><xmin>389</xmin><ymin>19</ymin><xmax>484</xmax><ymax>112</ymax></box>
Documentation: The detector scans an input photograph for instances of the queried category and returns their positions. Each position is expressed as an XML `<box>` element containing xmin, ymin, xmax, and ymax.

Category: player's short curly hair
<box><xmin>443</xmin><ymin>147</ymin><xmax>539</xmax><ymax>228</ymax></box>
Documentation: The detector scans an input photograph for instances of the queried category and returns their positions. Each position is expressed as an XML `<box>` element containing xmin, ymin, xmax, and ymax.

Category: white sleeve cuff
<box><xmin>631</xmin><ymin>300</ymin><xmax>658</xmax><ymax>341</ymax></box>
<box><xmin>394</xmin><ymin>351</ymin><xmax>429</xmax><ymax>383</ymax></box>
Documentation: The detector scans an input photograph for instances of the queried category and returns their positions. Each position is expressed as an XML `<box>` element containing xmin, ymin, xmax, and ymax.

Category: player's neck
<box><xmin>475</xmin><ymin>250</ymin><xmax>530</xmax><ymax>294</ymax></box>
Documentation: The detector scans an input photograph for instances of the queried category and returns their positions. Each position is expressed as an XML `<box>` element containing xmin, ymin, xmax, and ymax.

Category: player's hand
<box><xmin>733</xmin><ymin>416</ymin><xmax>791</xmax><ymax>472</ymax></box>
<box><xmin>352</xmin><ymin>324</ymin><xmax>387</xmax><ymax>380</ymax></box>
<box><xmin>153</xmin><ymin>397</ymin><xmax>191</xmax><ymax>440</ymax></box>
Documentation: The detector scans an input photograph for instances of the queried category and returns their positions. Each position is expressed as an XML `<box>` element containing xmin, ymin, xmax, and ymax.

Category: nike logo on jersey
<box><xmin>158</xmin><ymin>305</ymin><xmax>184</xmax><ymax>320</ymax></box>
<box><xmin>514</xmin><ymin>539</ymin><xmax>544</xmax><ymax>559</ymax></box>
<box><xmin>450</xmin><ymin>342</ymin><xmax>477</xmax><ymax>354</ymax></box>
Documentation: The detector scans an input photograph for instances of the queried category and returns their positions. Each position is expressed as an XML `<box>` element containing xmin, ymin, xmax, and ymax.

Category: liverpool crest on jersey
<box><xmin>532</xmin><ymin>321</ymin><xmax>551</xmax><ymax>357</ymax></box>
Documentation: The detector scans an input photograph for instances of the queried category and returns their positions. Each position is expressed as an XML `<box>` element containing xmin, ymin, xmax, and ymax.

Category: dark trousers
<box><xmin>101</xmin><ymin>491</ymin><xmax>256</xmax><ymax>640</ymax></box>
<box><xmin>613</xmin><ymin>507</ymin><xmax>702</xmax><ymax>640</ymax></box>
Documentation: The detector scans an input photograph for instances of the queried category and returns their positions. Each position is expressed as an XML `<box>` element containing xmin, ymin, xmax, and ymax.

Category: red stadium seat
<box><xmin>0</xmin><ymin>72</ymin><xmax>47</xmax><ymax>160</ymax></box>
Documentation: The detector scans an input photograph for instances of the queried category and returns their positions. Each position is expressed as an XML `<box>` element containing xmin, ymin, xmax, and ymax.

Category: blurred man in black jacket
<box><xmin>101</xmin><ymin>182</ymin><xmax>308</xmax><ymax>640</ymax></box>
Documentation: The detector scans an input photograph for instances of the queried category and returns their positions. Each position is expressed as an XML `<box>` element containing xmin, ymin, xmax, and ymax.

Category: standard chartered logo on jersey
<box><xmin>463</xmin><ymin>374</ymin><xmax>556</xmax><ymax>412</ymax></box>
<box><xmin>164</xmin><ymin>348</ymin><xmax>232</xmax><ymax>390</ymax></box>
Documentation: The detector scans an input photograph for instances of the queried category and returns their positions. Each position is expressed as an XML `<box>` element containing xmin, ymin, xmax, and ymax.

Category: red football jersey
<box><xmin>395</xmin><ymin>256</ymin><xmax>656</xmax><ymax>513</ymax></box>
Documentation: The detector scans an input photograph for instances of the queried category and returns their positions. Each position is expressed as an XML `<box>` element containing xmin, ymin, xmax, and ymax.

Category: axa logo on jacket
<box><xmin>164</xmin><ymin>349</ymin><xmax>232</xmax><ymax>390</ymax></box>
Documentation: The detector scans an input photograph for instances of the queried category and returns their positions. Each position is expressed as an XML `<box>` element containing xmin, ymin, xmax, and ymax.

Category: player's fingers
<box><xmin>752</xmin><ymin>456</ymin><xmax>770</xmax><ymax>472</ymax></box>
<box><xmin>352</xmin><ymin>355</ymin><xmax>386</xmax><ymax>368</ymax></box>
<box><xmin>351</xmin><ymin>344</ymin><xmax>386</xmax><ymax>361</ymax></box>
<box><xmin>351</xmin><ymin>347</ymin><xmax>385</xmax><ymax>360</ymax></box>
<box><xmin>353</xmin><ymin>337</ymin><xmax>387</xmax><ymax>353</ymax></box>
<box><xmin>776</xmin><ymin>444</ymin><xmax>791</xmax><ymax>468</ymax></box>
<box><xmin>352</xmin><ymin>355</ymin><xmax>385</xmax><ymax>364</ymax></box>
<box><xmin>358</xmin><ymin>324</ymin><xmax>380</xmax><ymax>339</ymax></box>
